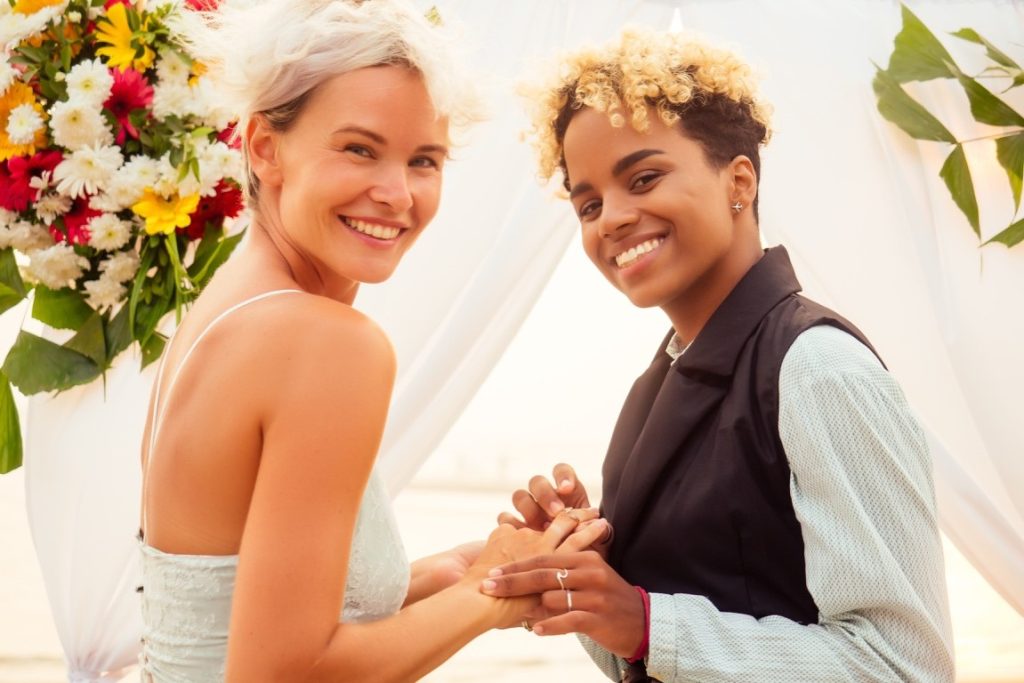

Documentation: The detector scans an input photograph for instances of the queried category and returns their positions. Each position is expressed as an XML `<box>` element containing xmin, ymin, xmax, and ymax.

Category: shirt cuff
<box><xmin>645</xmin><ymin>591</ymin><xmax>683</xmax><ymax>682</ymax></box>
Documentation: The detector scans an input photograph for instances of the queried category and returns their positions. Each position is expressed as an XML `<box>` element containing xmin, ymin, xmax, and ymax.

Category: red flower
<box><xmin>52</xmin><ymin>198</ymin><xmax>101</xmax><ymax>246</ymax></box>
<box><xmin>216</xmin><ymin>123</ymin><xmax>241</xmax><ymax>149</ymax></box>
<box><xmin>185</xmin><ymin>0</ymin><xmax>220</xmax><ymax>9</ymax></box>
<box><xmin>103</xmin><ymin>0</ymin><xmax>131</xmax><ymax>8</ymax></box>
<box><xmin>0</xmin><ymin>151</ymin><xmax>63</xmax><ymax>212</ymax></box>
<box><xmin>104</xmin><ymin>68</ymin><xmax>153</xmax><ymax>145</ymax></box>
<box><xmin>179</xmin><ymin>181</ymin><xmax>244</xmax><ymax>240</ymax></box>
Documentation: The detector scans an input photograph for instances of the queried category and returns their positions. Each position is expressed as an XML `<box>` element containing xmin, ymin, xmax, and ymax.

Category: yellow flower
<box><xmin>12</xmin><ymin>0</ymin><xmax>64</xmax><ymax>14</ymax></box>
<box><xmin>188</xmin><ymin>61</ymin><xmax>207</xmax><ymax>87</ymax></box>
<box><xmin>0</xmin><ymin>82</ymin><xmax>48</xmax><ymax>162</ymax></box>
<box><xmin>132</xmin><ymin>189</ymin><xmax>200</xmax><ymax>236</ymax></box>
<box><xmin>95</xmin><ymin>3</ymin><xmax>156</xmax><ymax>73</ymax></box>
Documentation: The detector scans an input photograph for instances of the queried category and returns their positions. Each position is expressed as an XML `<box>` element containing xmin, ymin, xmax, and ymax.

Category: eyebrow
<box><xmin>569</xmin><ymin>148</ymin><xmax>665</xmax><ymax>199</ymax></box>
<box><xmin>332</xmin><ymin>125</ymin><xmax>449</xmax><ymax>157</ymax></box>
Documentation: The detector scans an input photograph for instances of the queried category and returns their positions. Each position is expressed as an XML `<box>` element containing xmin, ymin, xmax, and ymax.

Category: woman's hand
<box><xmin>480</xmin><ymin>550</ymin><xmax>645</xmax><ymax>659</ymax></box>
<box><xmin>405</xmin><ymin>541</ymin><xmax>485</xmax><ymax>606</ymax></box>
<box><xmin>498</xmin><ymin>463</ymin><xmax>592</xmax><ymax>531</ymax></box>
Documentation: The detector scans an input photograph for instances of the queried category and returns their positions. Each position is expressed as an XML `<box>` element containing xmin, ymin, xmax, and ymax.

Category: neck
<box><xmin>239</xmin><ymin>204</ymin><xmax>360</xmax><ymax>306</ymax></box>
<box><xmin>662</xmin><ymin>231</ymin><xmax>763</xmax><ymax>346</ymax></box>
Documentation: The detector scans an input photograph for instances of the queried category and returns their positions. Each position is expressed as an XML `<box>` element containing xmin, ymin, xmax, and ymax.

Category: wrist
<box><xmin>625</xmin><ymin>586</ymin><xmax>650</xmax><ymax>664</ymax></box>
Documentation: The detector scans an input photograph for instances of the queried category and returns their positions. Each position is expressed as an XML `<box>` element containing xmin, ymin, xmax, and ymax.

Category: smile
<box><xmin>614</xmin><ymin>238</ymin><xmax>664</xmax><ymax>268</ymax></box>
<box><xmin>340</xmin><ymin>216</ymin><xmax>404</xmax><ymax>241</ymax></box>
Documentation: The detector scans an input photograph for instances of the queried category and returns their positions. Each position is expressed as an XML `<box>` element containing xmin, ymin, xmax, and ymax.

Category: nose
<box><xmin>597</xmin><ymin>194</ymin><xmax>639</xmax><ymax>239</ymax></box>
<box><xmin>367</xmin><ymin>162</ymin><xmax>414</xmax><ymax>214</ymax></box>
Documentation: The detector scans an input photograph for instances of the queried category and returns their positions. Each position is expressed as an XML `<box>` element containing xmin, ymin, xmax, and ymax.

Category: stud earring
<box><xmin>731</xmin><ymin>202</ymin><xmax>743</xmax><ymax>213</ymax></box>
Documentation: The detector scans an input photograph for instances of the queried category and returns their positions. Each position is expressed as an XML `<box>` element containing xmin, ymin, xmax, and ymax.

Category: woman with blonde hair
<box><xmin>487</xmin><ymin>27</ymin><xmax>955</xmax><ymax>682</ymax></box>
<box><xmin>139</xmin><ymin>1</ymin><xmax>606</xmax><ymax>680</ymax></box>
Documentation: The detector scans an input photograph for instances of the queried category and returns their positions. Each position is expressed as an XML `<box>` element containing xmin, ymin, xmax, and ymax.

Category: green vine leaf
<box><xmin>64</xmin><ymin>313</ymin><xmax>107</xmax><ymax>368</ymax></box>
<box><xmin>951</xmin><ymin>28</ymin><xmax>1021</xmax><ymax>71</ymax></box>
<box><xmin>104</xmin><ymin>305</ymin><xmax>133</xmax><ymax>365</ymax></box>
<box><xmin>955</xmin><ymin>73</ymin><xmax>1024</xmax><ymax>127</ymax></box>
<box><xmin>873</xmin><ymin>67</ymin><xmax>957</xmax><ymax>142</ymax></box>
<box><xmin>939</xmin><ymin>144</ymin><xmax>980</xmax><ymax>236</ymax></box>
<box><xmin>996</xmin><ymin>133</ymin><xmax>1024</xmax><ymax>211</ymax></box>
<box><xmin>985</xmin><ymin>217</ymin><xmax>1024</xmax><ymax>248</ymax></box>
<box><xmin>32</xmin><ymin>286</ymin><xmax>94</xmax><ymax>330</ymax></box>
<box><xmin>888</xmin><ymin>4</ymin><xmax>959</xmax><ymax>83</ymax></box>
<box><xmin>2</xmin><ymin>331</ymin><xmax>101</xmax><ymax>395</ymax></box>
<box><xmin>0</xmin><ymin>371</ymin><xmax>22</xmax><ymax>474</ymax></box>
<box><xmin>0</xmin><ymin>248</ymin><xmax>27</xmax><ymax>316</ymax></box>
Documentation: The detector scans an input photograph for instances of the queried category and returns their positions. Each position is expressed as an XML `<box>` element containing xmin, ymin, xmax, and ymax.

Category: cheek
<box><xmin>412</xmin><ymin>175</ymin><xmax>443</xmax><ymax>221</ymax></box>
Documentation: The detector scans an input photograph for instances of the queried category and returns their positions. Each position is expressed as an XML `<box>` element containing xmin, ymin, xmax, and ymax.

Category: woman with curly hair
<box><xmin>485</xmin><ymin>28</ymin><xmax>955</xmax><ymax>682</ymax></box>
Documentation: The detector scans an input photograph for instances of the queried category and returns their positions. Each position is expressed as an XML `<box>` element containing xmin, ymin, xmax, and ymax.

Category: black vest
<box><xmin>601</xmin><ymin>247</ymin><xmax>879</xmax><ymax>681</ymax></box>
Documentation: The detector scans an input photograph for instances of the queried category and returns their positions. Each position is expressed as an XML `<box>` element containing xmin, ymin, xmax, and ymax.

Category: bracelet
<box><xmin>625</xmin><ymin>585</ymin><xmax>650</xmax><ymax>664</ymax></box>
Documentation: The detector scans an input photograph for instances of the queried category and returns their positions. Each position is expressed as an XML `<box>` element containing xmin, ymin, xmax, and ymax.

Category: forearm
<box><xmin>403</xmin><ymin>553</ymin><xmax>449</xmax><ymax>606</ymax></box>
<box><xmin>306</xmin><ymin>580</ymin><xmax>505</xmax><ymax>683</ymax></box>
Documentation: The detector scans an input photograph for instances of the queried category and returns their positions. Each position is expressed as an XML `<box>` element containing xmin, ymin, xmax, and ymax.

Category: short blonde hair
<box><xmin>174</xmin><ymin>0</ymin><xmax>483</xmax><ymax>201</ymax></box>
<box><xmin>524</xmin><ymin>28</ymin><xmax>772</xmax><ymax>194</ymax></box>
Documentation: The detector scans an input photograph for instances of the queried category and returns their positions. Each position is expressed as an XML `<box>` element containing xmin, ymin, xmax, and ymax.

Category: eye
<box><xmin>410</xmin><ymin>155</ymin><xmax>441</xmax><ymax>170</ymax></box>
<box><xmin>630</xmin><ymin>171</ymin><xmax>662</xmax><ymax>191</ymax></box>
<box><xmin>344</xmin><ymin>144</ymin><xmax>374</xmax><ymax>158</ymax></box>
<box><xmin>577</xmin><ymin>199</ymin><xmax>601</xmax><ymax>220</ymax></box>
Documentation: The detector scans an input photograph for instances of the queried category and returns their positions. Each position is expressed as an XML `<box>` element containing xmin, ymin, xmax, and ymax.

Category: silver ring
<box><xmin>565</xmin><ymin>589</ymin><xmax>573</xmax><ymax>612</ymax></box>
<box><xmin>555</xmin><ymin>568</ymin><xmax>569</xmax><ymax>591</ymax></box>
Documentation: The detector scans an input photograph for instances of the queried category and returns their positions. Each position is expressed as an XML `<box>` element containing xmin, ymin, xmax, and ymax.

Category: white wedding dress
<box><xmin>139</xmin><ymin>290</ymin><xmax>410</xmax><ymax>682</ymax></box>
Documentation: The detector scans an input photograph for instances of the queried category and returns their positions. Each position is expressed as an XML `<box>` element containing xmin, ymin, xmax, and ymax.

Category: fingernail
<box><xmin>548</xmin><ymin>501</ymin><xmax>564</xmax><ymax>515</ymax></box>
<box><xmin>533</xmin><ymin>625</ymin><xmax>545</xmax><ymax>635</ymax></box>
<box><xmin>481</xmin><ymin>580</ymin><xmax>496</xmax><ymax>592</ymax></box>
<box><xmin>559</xmin><ymin>479</ymin><xmax>572</xmax><ymax>491</ymax></box>
<box><xmin>488</xmin><ymin>568</ymin><xmax>503</xmax><ymax>577</ymax></box>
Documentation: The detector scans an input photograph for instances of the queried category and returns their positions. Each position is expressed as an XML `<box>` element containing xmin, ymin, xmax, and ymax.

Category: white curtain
<box><xmin>7</xmin><ymin>0</ymin><xmax>1021</xmax><ymax>680</ymax></box>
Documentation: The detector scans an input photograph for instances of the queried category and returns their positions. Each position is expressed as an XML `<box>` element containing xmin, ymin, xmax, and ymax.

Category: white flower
<box><xmin>0</xmin><ymin>57</ymin><xmax>15</xmax><ymax>95</ymax></box>
<box><xmin>87</xmin><ymin>214</ymin><xmax>133</xmax><ymax>251</ymax></box>
<box><xmin>116</xmin><ymin>155</ymin><xmax>162</xmax><ymax>194</ymax></box>
<box><xmin>83</xmin><ymin>274</ymin><xmax>126</xmax><ymax>312</ymax></box>
<box><xmin>153</xmin><ymin>153</ymin><xmax>180</xmax><ymax>197</ymax></box>
<box><xmin>34</xmin><ymin>193</ymin><xmax>72</xmax><ymax>226</ymax></box>
<box><xmin>24</xmin><ymin>243</ymin><xmax>88</xmax><ymax>289</ymax></box>
<box><xmin>48</xmin><ymin>99</ymin><xmax>113</xmax><ymax>150</ymax></box>
<box><xmin>6</xmin><ymin>103</ymin><xmax>44</xmax><ymax>145</ymax></box>
<box><xmin>156</xmin><ymin>49</ymin><xmax>191</xmax><ymax>86</ymax></box>
<box><xmin>0</xmin><ymin>3</ymin><xmax>66</xmax><ymax>46</ymax></box>
<box><xmin>2</xmin><ymin>220</ymin><xmax>53</xmax><ymax>252</ymax></box>
<box><xmin>99</xmin><ymin>250</ymin><xmax>139</xmax><ymax>282</ymax></box>
<box><xmin>65</xmin><ymin>59</ymin><xmax>113</xmax><ymax>107</ymax></box>
<box><xmin>67</xmin><ymin>10</ymin><xmax>81</xmax><ymax>23</ymax></box>
<box><xmin>28</xmin><ymin>169</ymin><xmax>53</xmax><ymax>196</ymax></box>
<box><xmin>151</xmin><ymin>81</ymin><xmax>194</xmax><ymax>120</ymax></box>
<box><xmin>53</xmin><ymin>144</ymin><xmax>124</xmax><ymax>198</ymax></box>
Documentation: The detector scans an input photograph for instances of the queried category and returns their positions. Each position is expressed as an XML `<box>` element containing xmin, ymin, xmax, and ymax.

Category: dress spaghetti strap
<box><xmin>141</xmin><ymin>289</ymin><xmax>302</xmax><ymax>537</ymax></box>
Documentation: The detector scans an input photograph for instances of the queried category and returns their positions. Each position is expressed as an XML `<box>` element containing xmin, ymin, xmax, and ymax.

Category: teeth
<box><xmin>615</xmin><ymin>238</ymin><xmax>663</xmax><ymax>268</ymax></box>
<box><xmin>344</xmin><ymin>217</ymin><xmax>401</xmax><ymax>240</ymax></box>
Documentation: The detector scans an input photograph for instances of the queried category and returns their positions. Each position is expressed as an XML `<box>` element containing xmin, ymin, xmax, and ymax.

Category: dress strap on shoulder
<box><xmin>142</xmin><ymin>289</ymin><xmax>303</xmax><ymax>535</ymax></box>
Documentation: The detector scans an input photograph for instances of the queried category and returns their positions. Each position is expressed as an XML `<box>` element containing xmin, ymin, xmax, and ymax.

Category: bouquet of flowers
<box><xmin>0</xmin><ymin>0</ymin><xmax>246</xmax><ymax>473</ymax></box>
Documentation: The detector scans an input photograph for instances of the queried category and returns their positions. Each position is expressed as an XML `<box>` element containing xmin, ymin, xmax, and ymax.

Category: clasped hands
<box><xmin>479</xmin><ymin>464</ymin><xmax>646</xmax><ymax>660</ymax></box>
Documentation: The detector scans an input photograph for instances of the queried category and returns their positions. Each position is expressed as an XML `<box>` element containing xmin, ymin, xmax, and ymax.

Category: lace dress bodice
<box><xmin>139</xmin><ymin>291</ymin><xmax>409</xmax><ymax>682</ymax></box>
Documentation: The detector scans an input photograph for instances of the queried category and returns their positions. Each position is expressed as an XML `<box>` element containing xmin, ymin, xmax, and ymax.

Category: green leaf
<box><xmin>0</xmin><ymin>371</ymin><xmax>23</xmax><ymax>474</ymax></box>
<box><xmin>188</xmin><ymin>228</ymin><xmax>246</xmax><ymax>286</ymax></box>
<box><xmin>64</xmin><ymin>313</ymin><xmax>107</xmax><ymax>367</ymax></box>
<box><xmin>952</xmin><ymin>28</ymin><xmax>1021</xmax><ymax>71</ymax></box>
<box><xmin>128</xmin><ymin>241</ymin><xmax>157</xmax><ymax>335</ymax></box>
<box><xmin>873</xmin><ymin>67</ymin><xmax>957</xmax><ymax>142</ymax></box>
<box><xmin>887</xmin><ymin>4</ymin><xmax>959</xmax><ymax>83</ymax></box>
<box><xmin>31</xmin><ymin>286</ymin><xmax>94</xmax><ymax>330</ymax></box>
<box><xmin>984</xmin><ymin>217</ymin><xmax>1024</xmax><ymax>248</ymax></box>
<box><xmin>140</xmin><ymin>332</ymin><xmax>167</xmax><ymax>370</ymax></box>
<box><xmin>0</xmin><ymin>249</ymin><xmax>27</xmax><ymax>315</ymax></box>
<box><xmin>104</xmin><ymin>305</ymin><xmax>133</xmax><ymax>363</ymax></box>
<box><xmin>2</xmin><ymin>331</ymin><xmax>101</xmax><ymax>395</ymax></box>
<box><xmin>996</xmin><ymin>133</ymin><xmax>1024</xmax><ymax>211</ymax></box>
<box><xmin>939</xmin><ymin>144</ymin><xmax>980</xmax><ymax>236</ymax></box>
<box><xmin>955</xmin><ymin>73</ymin><xmax>1024</xmax><ymax>127</ymax></box>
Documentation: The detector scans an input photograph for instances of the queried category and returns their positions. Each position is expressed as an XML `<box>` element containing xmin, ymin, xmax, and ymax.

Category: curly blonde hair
<box><xmin>524</xmin><ymin>27</ymin><xmax>772</xmax><ymax>198</ymax></box>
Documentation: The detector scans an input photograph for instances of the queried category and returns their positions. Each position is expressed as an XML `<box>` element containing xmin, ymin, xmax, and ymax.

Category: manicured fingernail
<box><xmin>533</xmin><ymin>625</ymin><xmax>545</xmax><ymax>635</ymax></box>
<box><xmin>482</xmin><ymin>580</ymin><xmax>496</xmax><ymax>592</ymax></box>
<box><xmin>549</xmin><ymin>501</ymin><xmax>564</xmax><ymax>515</ymax></box>
<box><xmin>488</xmin><ymin>568</ymin><xmax>503</xmax><ymax>577</ymax></box>
<box><xmin>559</xmin><ymin>479</ymin><xmax>572</xmax><ymax>491</ymax></box>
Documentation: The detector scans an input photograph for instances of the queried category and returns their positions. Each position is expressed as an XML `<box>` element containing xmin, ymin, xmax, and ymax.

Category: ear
<box><xmin>727</xmin><ymin>155</ymin><xmax>757</xmax><ymax>212</ymax></box>
<box><xmin>245</xmin><ymin>115</ymin><xmax>283</xmax><ymax>189</ymax></box>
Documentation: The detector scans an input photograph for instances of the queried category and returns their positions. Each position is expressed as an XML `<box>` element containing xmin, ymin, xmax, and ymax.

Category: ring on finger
<box><xmin>522</xmin><ymin>619</ymin><xmax>532</xmax><ymax>632</ymax></box>
<box><xmin>565</xmin><ymin>589</ymin><xmax>573</xmax><ymax>612</ymax></box>
<box><xmin>555</xmin><ymin>568</ymin><xmax>569</xmax><ymax>590</ymax></box>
